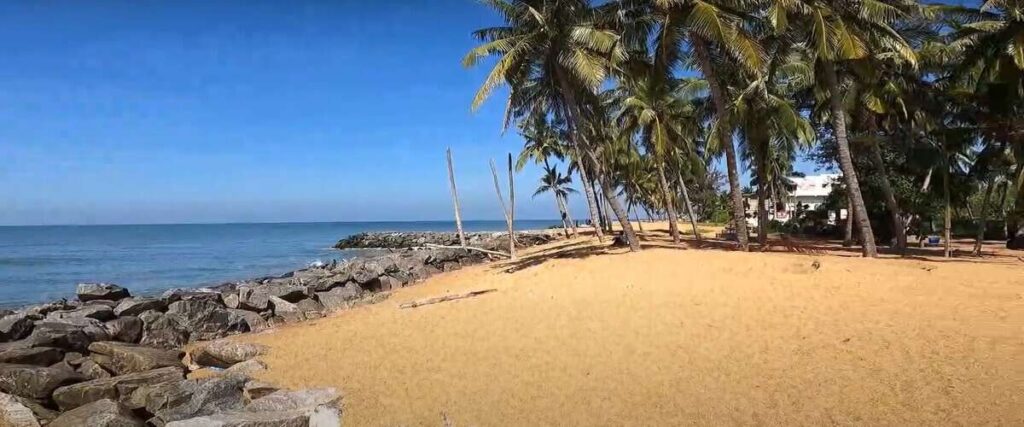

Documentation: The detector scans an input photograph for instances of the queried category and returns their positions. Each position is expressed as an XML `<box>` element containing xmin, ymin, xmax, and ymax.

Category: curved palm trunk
<box><xmin>554</xmin><ymin>193</ymin><xmax>571</xmax><ymax>238</ymax></box>
<box><xmin>554</xmin><ymin>69</ymin><xmax>638</xmax><ymax>251</ymax></box>
<box><xmin>822</xmin><ymin>61</ymin><xmax>877</xmax><ymax>257</ymax></box>
<box><xmin>1008</xmin><ymin>167</ymin><xmax>1024</xmax><ymax>250</ymax></box>
<box><xmin>866</xmin><ymin>126</ymin><xmax>907</xmax><ymax>252</ymax></box>
<box><xmin>575</xmin><ymin>156</ymin><xmax>605</xmax><ymax>242</ymax></box>
<box><xmin>561</xmin><ymin>194</ymin><xmax>578</xmax><ymax>236</ymax></box>
<box><xmin>656</xmin><ymin>164</ymin><xmax>681</xmax><ymax>243</ymax></box>
<box><xmin>633</xmin><ymin>205</ymin><xmax>645</xmax><ymax>233</ymax></box>
<box><xmin>843</xmin><ymin>196</ymin><xmax>854</xmax><ymax>247</ymax></box>
<box><xmin>694</xmin><ymin>39</ymin><xmax>749</xmax><ymax>250</ymax></box>
<box><xmin>943</xmin><ymin>153</ymin><xmax>952</xmax><ymax>258</ymax></box>
<box><xmin>755</xmin><ymin>146</ymin><xmax>768</xmax><ymax>246</ymax></box>
<box><xmin>973</xmin><ymin>177</ymin><xmax>996</xmax><ymax>256</ymax></box>
<box><xmin>677</xmin><ymin>171</ymin><xmax>701</xmax><ymax>241</ymax></box>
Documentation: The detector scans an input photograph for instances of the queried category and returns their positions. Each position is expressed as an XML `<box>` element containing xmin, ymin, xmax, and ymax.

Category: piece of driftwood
<box><xmin>399</xmin><ymin>289</ymin><xmax>498</xmax><ymax>309</ymax></box>
<box><xmin>423</xmin><ymin>243</ymin><xmax>511</xmax><ymax>258</ymax></box>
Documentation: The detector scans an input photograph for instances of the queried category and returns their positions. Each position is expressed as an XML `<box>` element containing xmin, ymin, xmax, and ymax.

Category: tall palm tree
<box><xmin>534</xmin><ymin>164</ymin><xmax>578</xmax><ymax>237</ymax></box>
<box><xmin>609</xmin><ymin>64</ymin><xmax>702</xmax><ymax>244</ymax></box>
<box><xmin>774</xmin><ymin>0</ymin><xmax>918</xmax><ymax>257</ymax></box>
<box><xmin>465</xmin><ymin>0</ymin><xmax>642</xmax><ymax>251</ymax></box>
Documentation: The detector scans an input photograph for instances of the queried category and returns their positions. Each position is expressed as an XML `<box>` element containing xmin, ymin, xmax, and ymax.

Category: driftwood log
<box><xmin>399</xmin><ymin>289</ymin><xmax>497</xmax><ymax>309</ymax></box>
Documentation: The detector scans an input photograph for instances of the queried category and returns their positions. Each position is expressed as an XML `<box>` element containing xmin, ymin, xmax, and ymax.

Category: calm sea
<box><xmin>0</xmin><ymin>220</ymin><xmax>557</xmax><ymax>307</ymax></box>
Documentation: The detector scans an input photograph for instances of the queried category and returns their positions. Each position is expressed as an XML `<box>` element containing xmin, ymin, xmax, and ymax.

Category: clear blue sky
<box><xmin>8</xmin><ymin>0</ymin><xmax>964</xmax><ymax>226</ymax></box>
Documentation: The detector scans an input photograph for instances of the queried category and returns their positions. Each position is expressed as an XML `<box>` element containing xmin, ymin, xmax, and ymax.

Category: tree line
<box><xmin>464</xmin><ymin>0</ymin><xmax>1024</xmax><ymax>257</ymax></box>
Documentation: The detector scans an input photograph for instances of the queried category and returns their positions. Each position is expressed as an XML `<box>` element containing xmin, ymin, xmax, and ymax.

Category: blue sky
<box><xmin>3</xmin><ymin>0</ymin><xmax>965</xmax><ymax>226</ymax></box>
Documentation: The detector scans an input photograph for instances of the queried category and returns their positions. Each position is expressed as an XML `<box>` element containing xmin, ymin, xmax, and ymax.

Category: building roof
<box><xmin>789</xmin><ymin>174</ymin><xmax>840</xmax><ymax>198</ymax></box>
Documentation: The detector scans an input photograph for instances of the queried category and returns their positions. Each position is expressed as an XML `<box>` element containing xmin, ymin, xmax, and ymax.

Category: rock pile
<box><xmin>0</xmin><ymin>230</ymin><xmax>559</xmax><ymax>425</ymax></box>
<box><xmin>334</xmin><ymin>230</ymin><xmax>555</xmax><ymax>251</ymax></box>
<box><xmin>0</xmin><ymin>283</ymin><xmax>341</xmax><ymax>426</ymax></box>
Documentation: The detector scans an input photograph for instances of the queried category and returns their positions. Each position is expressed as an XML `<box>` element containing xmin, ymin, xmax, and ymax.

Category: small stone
<box><xmin>191</xmin><ymin>340</ymin><xmax>267</xmax><ymax>369</ymax></box>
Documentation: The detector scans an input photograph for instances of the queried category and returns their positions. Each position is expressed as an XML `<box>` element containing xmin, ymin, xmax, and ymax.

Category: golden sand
<box><xmin>238</xmin><ymin>224</ymin><xmax>1024</xmax><ymax>426</ymax></box>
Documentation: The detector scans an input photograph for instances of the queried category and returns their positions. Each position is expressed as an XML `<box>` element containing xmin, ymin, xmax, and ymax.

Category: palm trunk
<box><xmin>554</xmin><ymin>67</ymin><xmax>638</xmax><ymax>251</ymax></box>
<box><xmin>755</xmin><ymin>146</ymin><xmax>768</xmax><ymax>245</ymax></box>
<box><xmin>554</xmin><ymin>194</ymin><xmax>571</xmax><ymax>239</ymax></box>
<box><xmin>561</xmin><ymin>194</ymin><xmax>578</xmax><ymax>236</ymax></box>
<box><xmin>657</xmin><ymin>165</ymin><xmax>681</xmax><ymax>243</ymax></box>
<box><xmin>694</xmin><ymin>38</ymin><xmax>749</xmax><ymax>250</ymax></box>
<box><xmin>575</xmin><ymin>159</ymin><xmax>605</xmax><ymax>242</ymax></box>
<box><xmin>973</xmin><ymin>177</ymin><xmax>996</xmax><ymax>256</ymax></box>
<box><xmin>677</xmin><ymin>171</ymin><xmax>701</xmax><ymax>241</ymax></box>
<box><xmin>866</xmin><ymin>123</ymin><xmax>906</xmax><ymax>253</ymax></box>
<box><xmin>1008</xmin><ymin>167</ymin><xmax>1024</xmax><ymax>249</ymax></box>
<box><xmin>943</xmin><ymin>153</ymin><xmax>952</xmax><ymax>258</ymax></box>
<box><xmin>822</xmin><ymin>61</ymin><xmax>877</xmax><ymax>257</ymax></box>
<box><xmin>633</xmin><ymin>205</ymin><xmax>645</xmax><ymax>233</ymax></box>
<box><xmin>843</xmin><ymin>196</ymin><xmax>854</xmax><ymax>247</ymax></box>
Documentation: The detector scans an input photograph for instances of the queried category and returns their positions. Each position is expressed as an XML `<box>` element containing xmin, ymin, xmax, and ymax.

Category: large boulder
<box><xmin>191</xmin><ymin>340</ymin><xmax>267</xmax><ymax>369</ymax></box>
<box><xmin>48</xmin><ymin>398</ymin><xmax>144</xmax><ymax>427</ymax></box>
<box><xmin>103</xmin><ymin>317</ymin><xmax>142</xmax><ymax>344</ymax></box>
<box><xmin>0</xmin><ymin>391</ymin><xmax>40</xmax><ymax>427</ymax></box>
<box><xmin>77</xmin><ymin>359</ymin><xmax>112</xmax><ymax>380</ymax></box>
<box><xmin>235</xmin><ymin>287</ymin><xmax>270</xmax><ymax>312</ymax></box>
<box><xmin>245</xmin><ymin>388</ymin><xmax>339</xmax><ymax>412</ymax></box>
<box><xmin>51</xmin><ymin>366</ymin><xmax>183</xmax><ymax>411</ymax></box>
<box><xmin>87</xmin><ymin>342</ymin><xmax>181</xmax><ymax>375</ymax></box>
<box><xmin>164</xmin><ymin>405</ymin><xmax>340</xmax><ymax>427</ymax></box>
<box><xmin>262</xmin><ymin>283</ymin><xmax>307</xmax><ymax>303</ymax></box>
<box><xmin>268</xmin><ymin>297</ymin><xmax>303</xmax><ymax>324</ymax></box>
<box><xmin>76</xmin><ymin>284</ymin><xmax>130</xmax><ymax>303</ymax></box>
<box><xmin>0</xmin><ymin>314</ymin><xmax>35</xmax><ymax>342</ymax></box>
<box><xmin>227</xmin><ymin>310</ymin><xmax>268</xmax><ymax>333</ymax></box>
<box><xmin>112</xmin><ymin>298</ymin><xmax>166</xmax><ymax>317</ymax></box>
<box><xmin>315</xmin><ymin>283</ymin><xmax>361</xmax><ymax>311</ymax></box>
<box><xmin>150</xmin><ymin>375</ymin><xmax>248</xmax><ymax>425</ymax></box>
<box><xmin>32</xmin><ymin>319</ymin><xmax>109</xmax><ymax>350</ymax></box>
<box><xmin>167</xmin><ymin>300</ymin><xmax>250</xmax><ymax>342</ymax></box>
<box><xmin>46</xmin><ymin>305</ymin><xmax>116</xmax><ymax>322</ymax></box>
<box><xmin>161</xmin><ymin>288</ymin><xmax>222</xmax><ymax>305</ymax></box>
<box><xmin>138</xmin><ymin>311</ymin><xmax>189</xmax><ymax>349</ymax></box>
<box><xmin>0</xmin><ymin>364</ymin><xmax>85</xmax><ymax>400</ymax></box>
<box><xmin>294</xmin><ymin>299</ymin><xmax>325</xmax><ymax>320</ymax></box>
<box><xmin>0</xmin><ymin>347</ymin><xmax>64</xmax><ymax>366</ymax></box>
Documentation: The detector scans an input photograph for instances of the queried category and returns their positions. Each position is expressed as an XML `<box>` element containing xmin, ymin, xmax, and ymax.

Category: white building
<box><xmin>745</xmin><ymin>174</ymin><xmax>844</xmax><ymax>226</ymax></box>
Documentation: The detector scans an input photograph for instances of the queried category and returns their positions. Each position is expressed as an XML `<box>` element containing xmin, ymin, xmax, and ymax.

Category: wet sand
<box><xmin>239</xmin><ymin>224</ymin><xmax>1024</xmax><ymax>426</ymax></box>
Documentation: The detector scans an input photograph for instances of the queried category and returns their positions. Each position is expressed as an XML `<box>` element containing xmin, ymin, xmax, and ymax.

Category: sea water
<box><xmin>0</xmin><ymin>220</ymin><xmax>556</xmax><ymax>307</ymax></box>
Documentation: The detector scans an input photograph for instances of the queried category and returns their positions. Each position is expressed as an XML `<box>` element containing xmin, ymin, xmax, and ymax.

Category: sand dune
<box><xmin>240</xmin><ymin>226</ymin><xmax>1024</xmax><ymax>426</ymax></box>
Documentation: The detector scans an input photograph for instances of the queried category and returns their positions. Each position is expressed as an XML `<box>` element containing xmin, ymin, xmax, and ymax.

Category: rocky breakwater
<box><xmin>0</xmin><ymin>283</ymin><xmax>341</xmax><ymax>426</ymax></box>
<box><xmin>334</xmin><ymin>230</ymin><xmax>556</xmax><ymax>252</ymax></box>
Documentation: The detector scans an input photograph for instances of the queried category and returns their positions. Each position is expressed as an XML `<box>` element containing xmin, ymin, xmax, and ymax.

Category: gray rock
<box><xmin>0</xmin><ymin>391</ymin><xmax>40</xmax><ymax>427</ymax></box>
<box><xmin>268</xmin><ymin>297</ymin><xmax>303</xmax><ymax>323</ymax></box>
<box><xmin>236</xmin><ymin>287</ymin><xmax>270</xmax><ymax>312</ymax></box>
<box><xmin>227</xmin><ymin>309</ymin><xmax>268</xmax><ymax>333</ymax></box>
<box><xmin>125</xmin><ymin>380</ymin><xmax>190</xmax><ymax>413</ymax></box>
<box><xmin>21</xmin><ymin>302</ymin><xmax>71</xmax><ymax>319</ymax></box>
<box><xmin>222</xmin><ymin>293</ymin><xmax>241</xmax><ymax>309</ymax></box>
<box><xmin>87</xmin><ymin>342</ymin><xmax>181</xmax><ymax>375</ymax></box>
<box><xmin>76</xmin><ymin>284</ymin><xmax>130</xmax><ymax>302</ymax></box>
<box><xmin>376</xmin><ymin>275</ymin><xmax>404</xmax><ymax>291</ymax></box>
<box><xmin>167</xmin><ymin>300</ymin><xmax>250</xmax><ymax>342</ymax></box>
<box><xmin>48</xmin><ymin>398</ymin><xmax>144</xmax><ymax>427</ymax></box>
<box><xmin>64</xmin><ymin>351</ymin><xmax>85</xmax><ymax>365</ymax></box>
<box><xmin>0</xmin><ymin>314</ymin><xmax>35</xmax><ymax>342</ymax></box>
<box><xmin>164</xmin><ymin>404</ymin><xmax>339</xmax><ymax>427</ymax></box>
<box><xmin>263</xmin><ymin>283</ymin><xmax>307</xmax><ymax>303</ymax></box>
<box><xmin>77</xmin><ymin>359</ymin><xmax>112</xmax><ymax>380</ymax></box>
<box><xmin>0</xmin><ymin>364</ymin><xmax>85</xmax><ymax>400</ymax></box>
<box><xmin>315</xmin><ymin>283</ymin><xmax>362</xmax><ymax>311</ymax></box>
<box><xmin>34</xmin><ymin>318</ymin><xmax>111</xmax><ymax>346</ymax></box>
<box><xmin>294</xmin><ymin>299</ymin><xmax>324</xmax><ymax>320</ymax></box>
<box><xmin>224</xmin><ymin>359</ymin><xmax>266</xmax><ymax>377</ymax></box>
<box><xmin>46</xmin><ymin>305</ymin><xmax>116</xmax><ymax>322</ymax></box>
<box><xmin>104</xmin><ymin>316</ymin><xmax>143</xmax><ymax>343</ymax></box>
<box><xmin>89</xmin><ymin>354</ymin><xmax>118</xmax><ymax>374</ymax></box>
<box><xmin>113</xmin><ymin>298</ymin><xmax>166</xmax><ymax>317</ymax></box>
<box><xmin>151</xmin><ymin>375</ymin><xmax>247</xmax><ymax>424</ymax></box>
<box><xmin>138</xmin><ymin>311</ymin><xmax>189</xmax><ymax>349</ymax></box>
<box><xmin>0</xmin><ymin>347</ymin><xmax>64</xmax><ymax>366</ymax></box>
<box><xmin>245</xmin><ymin>388</ymin><xmax>339</xmax><ymax>412</ymax></box>
<box><xmin>51</xmin><ymin>366</ymin><xmax>183</xmax><ymax>411</ymax></box>
<box><xmin>8</xmin><ymin>396</ymin><xmax>58</xmax><ymax>425</ymax></box>
<box><xmin>242</xmin><ymin>381</ymin><xmax>277</xmax><ymax>402</ymax></box>
<box><xmin>192</xmin><ymin>341</ymin><xmax>267</xmax><ymax>369</ymax></box>
<box><xmin>161</xmin><ymin>288</ymin><xmax>222</xmax><ymax>305</ymax></box>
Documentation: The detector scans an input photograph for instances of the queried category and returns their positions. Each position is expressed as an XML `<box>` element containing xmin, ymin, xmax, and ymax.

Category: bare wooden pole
<box><xmin>446</xmin><ymin>148</ymin><xmax>467</xmax><ymax>247</ymax></box>
<box><xmin>508</xmin><ymin>153</ymin><xmax>518</xmax><ymax>249</ymax></box>
<box><xmin>490</xmin><ymin>159</ymin><xmax>516</xmax><ymax>260</ymax></box>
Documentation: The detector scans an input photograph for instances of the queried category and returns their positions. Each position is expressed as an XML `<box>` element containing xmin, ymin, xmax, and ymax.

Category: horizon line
<box><xmin>0</xmin><ymin>218</ymin><xmax>563</xmax><ymax>228</ymax></box>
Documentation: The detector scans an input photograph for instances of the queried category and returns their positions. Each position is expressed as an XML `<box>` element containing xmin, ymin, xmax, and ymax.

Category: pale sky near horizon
<box><xmin>0</xmin><ymin>0</ymin><xmax>847</xmax><ymax>226</ymax></box>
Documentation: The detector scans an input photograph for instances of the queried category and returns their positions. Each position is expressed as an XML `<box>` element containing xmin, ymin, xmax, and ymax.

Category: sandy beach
<box><xmin>237</xmin><ymin>224</ymin><xmax>1024</xmax><ymax>426</ymax></box>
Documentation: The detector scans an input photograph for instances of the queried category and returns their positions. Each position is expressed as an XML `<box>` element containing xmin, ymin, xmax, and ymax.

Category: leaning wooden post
<box><xmin>446</xmin><ymin>148</ymin><xmax>467</xmax><ymax>247</ymax></box>
<box><xmin>489</xmin><ymin>159</ymin><xmax>516</xmax><ymax>260</ymax></box>
<box><xmin>508</xmin><ymin>153</ymin><xmax>517</xmax><ymax>247</ymax></box>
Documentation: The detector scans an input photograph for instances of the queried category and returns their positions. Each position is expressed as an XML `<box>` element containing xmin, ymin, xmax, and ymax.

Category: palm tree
<box><xmin>623</xmin><ymin>0</ymin><xmax>766</xmax><ymax>250</ymax></box>
<box><xmin>465</xmin><ymin>0</ymin><xmax>642</xmax><ymax>251</ymax></box>
<box><xmin>609</xmin><ymin>64</ymin><xmax>702</xmax><ymax>244</ymax></box>
<box><xmin>534</xmin><ymin>164</ymin><xmax>578</xmax><ymax>237</ymax></box>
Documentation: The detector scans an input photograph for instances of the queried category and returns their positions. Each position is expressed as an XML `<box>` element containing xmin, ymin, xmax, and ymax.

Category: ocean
<box><xmin>0</xmin><ymin>220</ymin><xmax>557</xmax><ymax>307</ymax></box>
